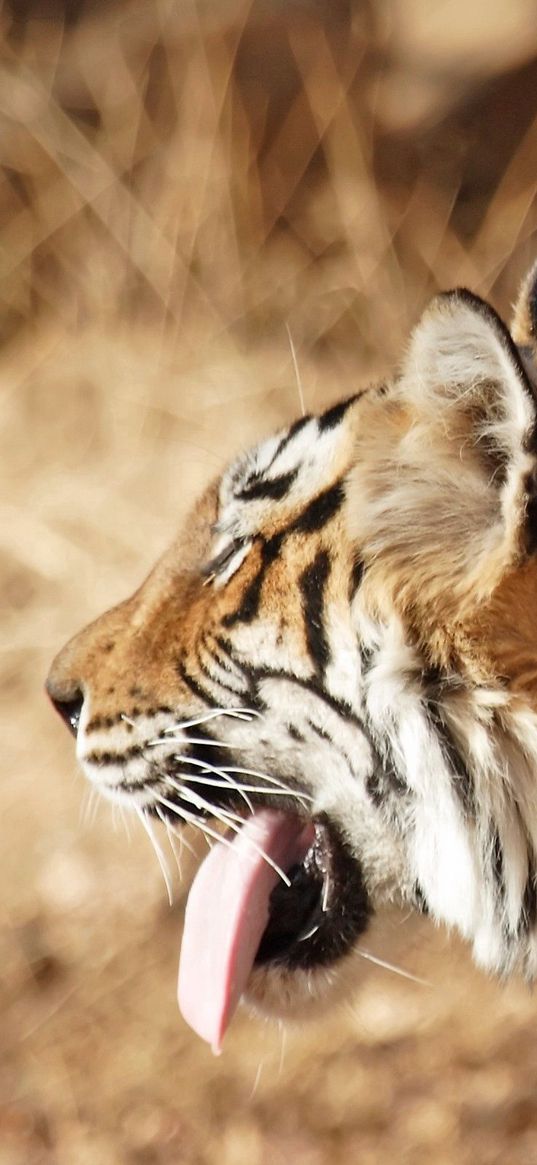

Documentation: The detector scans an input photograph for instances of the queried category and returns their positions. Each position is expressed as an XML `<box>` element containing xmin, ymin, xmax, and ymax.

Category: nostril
<box><xmin>47</xmin><ymin>687</ymin><xmax>84</xmax><ymax>738</ymax></box>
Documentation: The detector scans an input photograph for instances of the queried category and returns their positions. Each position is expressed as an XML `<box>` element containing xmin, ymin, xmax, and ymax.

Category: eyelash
<box><xmin>202</xmin><ymin>538</ymin><xmax>250</xmax><ymax>585</ymax></box>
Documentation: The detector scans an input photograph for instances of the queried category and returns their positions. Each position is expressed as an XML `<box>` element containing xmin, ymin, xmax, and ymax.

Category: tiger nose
<box><xmin>46</xmin><ymin>679</ymin><xmax>84</xmax><ymax>738</ymax></box>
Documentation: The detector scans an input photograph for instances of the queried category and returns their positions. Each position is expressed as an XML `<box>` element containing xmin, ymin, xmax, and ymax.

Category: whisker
<box><xmin>220</xmin><ymin>766</ymin><xmax>313</xmax><ymax>807</ymax></box>
<box><xmin>155</xmin><ymin>794</ymin><xmax>239</xmax><ymax>855</ymax></box>
<box><xmin>139</xmin><ymin>746</ymin><xmax>256</xmax><ymax>817</ymax></box>
<box><xmin>155</xmin><ymin>805</ymin><xmax>198</xmax><ymax>862</ymax></box>
<box><xmin>285</xmin><ymin>322</ymin><xmax>306</xmax><ymax>417</ymax></box>
<box><xmin>179</xmin><ymin>787</ymin><xmax>292</xmax><ymax>888</ymax></box>
<box><xmin>277</xmin><ymin>1023</ymin><xmax>287</xmax><ymax>1079</ymax></box>
<box><xmin>297</xmin><ymin>921</ymin><xmax>320</xmax><ymax>943</ymax></box>
<box><xmin>155</xmin><ymin>806</ymin><xmax>185</xmax><ymax>879</ymax></box>
<box><xmin>156</xmin><ymin>793</ymin><xmax>291</xmax><ymax>887</ymax></box>
<box><xmin>148</xmin><ymin>750</ymin><xmax>310</xmax><ymax>816</ymax></box>
<box><xmin>222</xmin><ymin>765</ymin><xmax>312</xmax><ymax>791</ymax></box>
<box><xmin>79</xmin><ymin>787</ymin><xmax>91</xmax><ymax>827</ymax></box>
<box><xmin>178</xmin><ymin>757</ymin><xmax>311</xmax><ymax>808</ymax></box>
<box><xmin>357</xmin><ymin>949</ymin><xmax>431</xmax><ymax>987</ymax></box>
<box><xmin>184</xmin><ymin>737</ymin><xmax>248</xmax><ymax>751</ymax></box>
<box><xmin>119</xmin><ymin>802</ymin><xmax>132</xmax><ymax>842</ymax></box>
<box><xmin>178</xmin><ymin>786</ymin><xmax>246</xmax><ymax>833</ymax></box>
<box><xmin>88</xmin><ymin>789</ymin><xmax>102</xmax><ymax>828</ymax></box>
<box><xmin>249</xmin><ymin>1059</ymin><xmax>265</xmax><ymax>1101</ymax></box>
<box><xmin>162</xmin><ymin>708</ymin><xmax>260</xmax><ymax>734</ymax></box>
<box><xmin>80</xmin><ymin>785</ymin><xmax>99</xmax><ymax>829</ymax></box>
<box><xmin>175</xmin><ymin>755</ymin><xmax>254</xmax><ymax>814</ymax></box>
<box><xmin>146</xmin><ymin>736</ymin><xmax>247</xmax><ymax>751</ymax></box>
<box><xmin>171</xmin><ymin>781</ymin><xmax>246</xmax><ymax>827</ymax></box>
<box><xmin>135</xmin><ymin>806</ymin><xmax>174</xmax><ymax>906</ymax></box>
<box><xmin>169</xmin><ymin>771</ymin><xmax>306</xmax><ymax>799</ymax></box>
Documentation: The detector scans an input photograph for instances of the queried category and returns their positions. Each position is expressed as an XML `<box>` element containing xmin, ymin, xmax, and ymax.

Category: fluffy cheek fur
<box><xmin>473</xmin><ymin>560</ymin><xmax>537</xmax><ymax>697</ymax></box>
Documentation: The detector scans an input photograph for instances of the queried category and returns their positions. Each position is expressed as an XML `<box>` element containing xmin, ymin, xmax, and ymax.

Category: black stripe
<box><xmin>86</xmin><ymin>712</ymin><xmax>124</xmax><ymax>732</ymax></box>
<box><xmin>318</xmin><ymin>395</ymin><xmax>357</xmax><ymax>432</ymax></box>
<box><xmin>223</xmin><ymin>535</ymin><xmax>283</xmax><ymax>627</ymax></box>
<box><xmin>85</xmin><ymin>744</ymin><xmax>144</xmax><ymax>765</ymax></box>
<box><xmin>491</xmin><ymin>828</ymin><xmax>505</xmax><ymax>903</ymax></box>
<box><xmin>243</xmin><ymin>659</ymin><xmax>398</xmax><ymax>796</ymax></box>
<box><xmin>222</xmin><ymin>483</ymin><xmax>344</xmax><ymax>628</ymax></box>
<box><xmin>201</xmin><ymin>633</ymin><xmax>234</xmax><ymax>674</ymax></box>
<box><xmin>238</xmin><ymin>470</ymin><xmax>298</xmax><ymax>502</ymax></box>
<box><xmin>176</xmin><ymin>657</ymin><xmax>213</xmax><ymax>706</ymax></box>
<box><xmin>86</xmin><ymin>703</ymin><xmax>173</xmax><ymax>733</ymax></box>
<box><xmin>359</xmin><ymin>642</ymin><xmax>374</xmax><ymax>674</ymax></box>
<box><xmin>365</xmin><ymin>762</ymin><xmax>408</xmax><ymax>807</ymax></box>
<box><xmin>305</xmin><ymin>716</ymin><xmax>361</xmax><ymax>770</ymax></box>
<box><xmin>306</xmin><ymin>718</ymin><xmax>332</xmax><ymax>744</ymax></box>
<box><xmin>202</xmin><ymin>634</ymin><xmax>245</xmax><ymax>687</ymax></box>
<box><xmin>299</xmin><ymin>550</ymin><xmax>331</xmax><ymax>675</ymax></box>
<box><xmin>349</xmin><ymin>556</ymin><xmax>365</xmax><ymax>599</ymax></box>
<box><xmin>195</xmin><ymin>647</ymin><xmax>239</xmax><ymax>699</ymax></box>
<box><xmin>244</xmin><ymin>662</ymin><xmax>361</xmax><ymax>726</ymax></box>
<box><xmin>425</xmin><ymin>699</ymin><xmax>475</xmax><ymax>815</ymax></box>
<box><xmin>291</xmin><ymin>481</ymin><xmax>345</xmax><ymax>535</ymax></box>
<box><xmin>421</xmin><ymin>664</ymin><xmax>446</xmax><ymax>690</ymax></box>
<box><xmin>529</xmin><ymin>272</ymin><xmax>537</xmax><ymax>340</ymax></box>
<box><xmin>212</xmin><ymin>633</ymin><xmax>240</xmax><ymax>665</ymax></box>
<box><xmin>414</xmin><ymin>883</ymin><xmax>429</xmax><ymax>915</ymax></box>
<box><xmin>270</xmin><ymin>416</ymin><xmax>311</xmax><ymax>463</ymax></box>
<box><xmin>520</xmin><ymin>860</ymin><xmax>537</xmax><ymax>934</ymax></box>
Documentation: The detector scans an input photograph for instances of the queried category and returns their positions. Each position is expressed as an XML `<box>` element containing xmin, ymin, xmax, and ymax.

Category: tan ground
<box><xmin>3</xmin><ymin>3</ymin><xmax>537</xmax><ymax>1162</ymax></box>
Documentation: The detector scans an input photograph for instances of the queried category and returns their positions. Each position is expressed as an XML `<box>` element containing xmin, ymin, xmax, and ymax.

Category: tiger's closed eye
<box><xmin>202</xmin><ymin>538</ymin><xmax>252</xmax><ymax>586</ymax></box>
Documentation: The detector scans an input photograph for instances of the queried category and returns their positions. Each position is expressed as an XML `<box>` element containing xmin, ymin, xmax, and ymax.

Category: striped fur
<box><xmin>47</xmin><ymin>265</ymin><xmax>537</xmax><ymax>1017</ymax></box>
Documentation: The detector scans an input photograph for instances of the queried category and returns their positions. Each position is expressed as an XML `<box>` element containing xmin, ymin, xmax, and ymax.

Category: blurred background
<box><xmin>3</xmin><ymin>1</ymin><xmax>537</xmax><ymax>1162</ymax></box>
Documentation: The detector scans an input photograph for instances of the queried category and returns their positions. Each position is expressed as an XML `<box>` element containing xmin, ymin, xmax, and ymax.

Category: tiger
<box><xmin>47</xmin><ymin>261</ymin><xmax>537</xmax><ymax>1052</ymax></box>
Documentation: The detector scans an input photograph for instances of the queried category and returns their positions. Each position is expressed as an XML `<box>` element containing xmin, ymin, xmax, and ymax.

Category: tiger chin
<box><xmin>47</xmin><ymin>262</ymin><xmax>537</xmax><ymax>1050</ymax></box>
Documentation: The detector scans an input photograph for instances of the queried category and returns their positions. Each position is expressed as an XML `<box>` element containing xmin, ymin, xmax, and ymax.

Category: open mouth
<box><xmin>255</xmin><ymin>818</ymin><xmax>371</xmax><ymax>970</ymax></box>
<box><xmin>155</xmin><ymin>793</ymin><xmax>372</xmax><ymax>1052</ymax></box>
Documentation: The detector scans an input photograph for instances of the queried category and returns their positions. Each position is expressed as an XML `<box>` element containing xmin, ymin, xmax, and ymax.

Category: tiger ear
<box><xmin>350</xmin><ymin>289</ymin><xmax>537</xmax><ymax>613</ymax></box>
<box><xmin>399</xmin><ymin>289</ymin><xmax>535</xmax><ymax>484</ymax></box>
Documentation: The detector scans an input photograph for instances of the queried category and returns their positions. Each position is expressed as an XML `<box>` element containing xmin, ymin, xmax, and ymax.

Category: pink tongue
<box><xmin>178</xmin><ymin>810</ymin><xmax>313</xmax><ymax>1053</ymax></box>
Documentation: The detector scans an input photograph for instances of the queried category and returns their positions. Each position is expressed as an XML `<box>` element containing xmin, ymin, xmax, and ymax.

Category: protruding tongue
<box><xmin>178</xmin><ymin>810</ymin><xmax>313</xmax><ymax>1053</ymax></box>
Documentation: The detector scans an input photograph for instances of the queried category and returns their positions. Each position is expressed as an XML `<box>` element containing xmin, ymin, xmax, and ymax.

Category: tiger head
<box><xmin>47</xmin><ymin>266</ymin><xmax>537</xmax><ymax>1051</ymax></box>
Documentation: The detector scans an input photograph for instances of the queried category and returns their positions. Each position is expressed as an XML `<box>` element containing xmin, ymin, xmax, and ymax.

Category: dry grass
<box><xmin>2</xmin><ymin>2</ymin><xmax>537</xmax><ymax>1162</ymax></box>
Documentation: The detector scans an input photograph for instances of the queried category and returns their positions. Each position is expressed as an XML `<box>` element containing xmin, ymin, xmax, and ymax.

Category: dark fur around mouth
<box><xmin>255</xmin><ymin>817</ymin><xmax>372</xmax><ymax>971</ymax></box>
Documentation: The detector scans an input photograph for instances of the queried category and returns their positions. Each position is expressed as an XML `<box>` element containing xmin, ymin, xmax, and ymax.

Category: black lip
<box><xmin>254</xmin><ymin>818</ymin><xmax>371</xmax><ymax>971</ymax></box>
<box><xmin>255</xmin><ymin>830</ymin><xmax>326</xmax><ymax>965</ymax></box>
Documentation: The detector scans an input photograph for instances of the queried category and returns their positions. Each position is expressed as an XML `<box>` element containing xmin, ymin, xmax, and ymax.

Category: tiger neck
<box><xmin>356</xmin><ymin>608</ymin><xmax>537</xmax><ymax>977</ymax></box>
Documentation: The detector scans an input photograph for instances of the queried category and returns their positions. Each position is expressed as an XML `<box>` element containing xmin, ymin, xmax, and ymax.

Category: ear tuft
<box><xmin>511</xmin><ymin>260</ymin><xmax>537</xmax><ymax>350</ymax></box>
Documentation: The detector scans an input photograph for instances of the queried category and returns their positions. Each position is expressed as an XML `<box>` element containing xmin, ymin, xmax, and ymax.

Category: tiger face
<box><xmin>48</xmin><ymin>266</ymin><xmax>537</xmax><ymax>1051</ymax></box>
